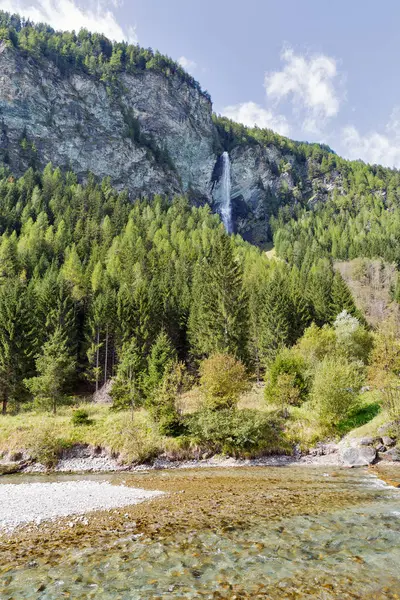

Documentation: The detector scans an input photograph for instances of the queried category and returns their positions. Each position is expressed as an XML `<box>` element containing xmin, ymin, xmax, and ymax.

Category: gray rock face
<box><xmin>0</xmin><ymin>42</ymin><xmax>345</xmax><ymax>243</ymax></box>
<box><xmin>0</xmin><ymin>42</ymin><xmax>215</xmax><ymax>200</ymax></box>
<box><xmin>359</xmin><ymin>437</ymin><xmax>382</xmax><ymax>446</ymax></box>
<box><xmin>340</xmin><ymin>446</ymin><xmax>376</xmax><ymax>467</ymax></box>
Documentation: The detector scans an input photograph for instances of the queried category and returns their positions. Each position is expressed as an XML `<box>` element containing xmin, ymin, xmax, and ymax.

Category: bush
<box><xmin>311</xmin><ymin>357</ymin><xmax>364</xmax><ymax>428</ymax></box>
<box><xmin>265</xmin><ymin>348</ymin><xmax>309</xmax><ymax>407</ymax></box>
<box><xmin>30</xmin><ymin>426</ymin><xmax>68</xmax><ymax>468</ymax></box>
<box><xmin>150</xmin><ymin>362</ymin><xmax>187</xmax><ymax>436</ymax></box>
<box><xmin>333</xmin><ymin>311</ymin><xmax>373</xmax><ymax>364</ymax></box>
<box><xmin>199</xmin><ymin>353</ymin><xmax>249</xmax><ymax>410</ymax></box>
<box><xmin>71</xmin><ymin>409</ymin><xmax>93</xmax><ymax>426</ymax></box>
<box><xmin>380</xmin><ymin>386</ymin><xmax>400</xmax><ymax>421</ymax></box>
<box><xmin>188</xmin><ymin>409</ymin><xmax>286</xmax><ymax>457</ymax></box>
<box><xmin>120</xmin><ymin>420</ymin><xmax>161</xmax><ymax>464</ymax></box>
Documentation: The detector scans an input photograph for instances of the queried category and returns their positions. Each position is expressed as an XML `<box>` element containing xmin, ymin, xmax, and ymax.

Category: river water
<box><xmin>1</xmin><ymin>466</ymin><xmax>400</xmax><ymax>598</ymax></box>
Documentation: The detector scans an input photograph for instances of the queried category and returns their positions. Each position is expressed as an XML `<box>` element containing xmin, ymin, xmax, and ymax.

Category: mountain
<box><xmin>1</xmin><ymin>10</ymin><xmax>400</xmax><ymax>250</ymax></box>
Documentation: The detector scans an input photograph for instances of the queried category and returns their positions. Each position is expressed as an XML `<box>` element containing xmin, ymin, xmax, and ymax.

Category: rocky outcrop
<box><xmin>0</xmin><ymin>41</ymin><xmax>343</xmax><ymax>243</ymax></box>
<box><xmin>0</xmin><ymin>42</ymin><xmax>215</xmax><ymax>201</ymax></box>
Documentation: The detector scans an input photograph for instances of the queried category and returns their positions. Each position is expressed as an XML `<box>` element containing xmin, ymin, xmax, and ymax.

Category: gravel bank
<box><xmin>0</xmin><ymin>481</ymin><xmax>164</xmax><ymax>531</ymax></box>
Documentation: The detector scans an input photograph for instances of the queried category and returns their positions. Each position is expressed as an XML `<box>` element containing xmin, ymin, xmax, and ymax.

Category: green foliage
<box><xmin>145</xmin><ymin>331</ymin><xmax>177</xmax><ymax>401</ymax></box>
<box><xmin>0</xmin><ymin>163</ymin><xmax>371</xmax><ymax>417</ymax></box>
<box><xmin>30</xmin><ymin>425</ymin><xmax>68</xmax><ymax>467</ymax></box>
<box><xmin>152</xmin><ymin>362</ymin><xmax>187</xmax><ymax>436</ymax></box>
<box><xmin>71</xmin><ymin>409</ymin><xmax>93</xmax><ymax>426</ymax></box>
<box><xmin>311</xmin><ymin>356</ymin><xmax>364</xmax><ymax>428</ymax></box>
<box><xmin>199</xmin><ymin>353</ymin><xmax>249</xmax><ymax>410</ymax></box>
<box><xmin>0</xmin><ymin>10</ymin><xmax>210</xmax><ymax>102</ymax></box>
<box><xmin>188</xmin><ymin>409</ymin><xmax>285</xmax><ymax>457</ymax></box>
<box><xmin>24</xmin><ymin>327</ymin><xmax>76</xmax><ymax>414</ymax></box>
<box><xmin>265</xmin><ymin>348</ymin><xmax>309</xmax><ymax>407</ymax></box>
<box><xmin>188</xmin><ymin>230</ymin><xmax>248</xmax><ymax>361</ymax></box>
<box><xmin>111</xmin><ymin>338</ymin><xmax>143</xmax><ymax>412</ymax></box>
<box><xmin>333</xmin><ymin>311</ymin><xmax>373</xmax><ymax>364</ymax></box>
<box><xmin>296</xmin><ymin>323</ymin><xmax>336</xmax><ymax>366</ymax></box>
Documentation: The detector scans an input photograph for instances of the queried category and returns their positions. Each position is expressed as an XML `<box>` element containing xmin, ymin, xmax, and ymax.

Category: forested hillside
<box><xmin>0</xmin><ymin>13</ymin><xmax>399</xmax><ymax>465</ymax></box>
<box><xmin>0</xmin><ymin>165</ymin><xmax>360</xmax><ymax>416</ymax></box>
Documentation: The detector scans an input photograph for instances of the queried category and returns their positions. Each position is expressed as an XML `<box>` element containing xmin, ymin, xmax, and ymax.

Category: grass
<box><xmin>0</xmin><ymin>388</ymin><xmax>392</xmax><ymax>467</ymax></box>
<box><xmin>0</xmin><ymin>404</ymin><xmax>165</xmax><ymax>465</ymax></box>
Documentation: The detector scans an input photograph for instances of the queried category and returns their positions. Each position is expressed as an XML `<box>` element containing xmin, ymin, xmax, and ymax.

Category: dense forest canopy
<box><xmin>0</xmin><ymin>10</ymin><xmax>211</xmax><ymax>101</ymax></box>
<box><xmin>0</xmin><ymin>165</ymin><xmax>361</xmax><ymax>414</ymax></box>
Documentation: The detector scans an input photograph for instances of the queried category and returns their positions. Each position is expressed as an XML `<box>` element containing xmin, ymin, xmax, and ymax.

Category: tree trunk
<box><xmin>95</xmin><ymin>327</ymin><xmax>100</xmax><ymax>392</ymax></box>
<box><xmin>104</xmin><ymin>324</ymin><xmax>109</xmax><ymax>385</ymax></box>
<box><xmin>2</xmin><ymin>395</ymin><xmax>7</xmax><ymax>415</ymax></box>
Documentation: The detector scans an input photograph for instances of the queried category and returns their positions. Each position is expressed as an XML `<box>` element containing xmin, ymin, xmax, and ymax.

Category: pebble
<box><xmin>0</xmin><ymin>481</ymin><xmax>164</xmax><ymax>531</ymax></box>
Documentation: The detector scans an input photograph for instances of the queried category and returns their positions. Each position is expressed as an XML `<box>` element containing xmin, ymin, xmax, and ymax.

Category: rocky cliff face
<box><xmin>0</xmin><ymin>41</ymin><xmax>335</xmax><ymax>245</ymax></box>
<box><xmin>0</xmin><ymin>41</ymin><xmax>216</xmax><ymax>200</ymax></box>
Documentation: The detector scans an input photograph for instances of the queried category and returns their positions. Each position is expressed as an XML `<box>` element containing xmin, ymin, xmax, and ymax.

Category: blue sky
<box><xmin>1</xmin><ymin>0</ymin><xmax>400</xmax><ymax>167</ymax></box>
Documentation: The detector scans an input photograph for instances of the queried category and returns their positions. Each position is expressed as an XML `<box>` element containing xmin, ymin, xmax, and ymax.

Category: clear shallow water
<box><xmin>1</xmin><ymin>467</ymin><xmax>400</xmax><ymax>599</ymax></box>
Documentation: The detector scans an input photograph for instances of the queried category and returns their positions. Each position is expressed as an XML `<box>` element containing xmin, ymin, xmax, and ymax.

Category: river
<box><xmin>0</xmin><ymin>466</ymin><xmax>399</xmax><ymax>598</ymax></box>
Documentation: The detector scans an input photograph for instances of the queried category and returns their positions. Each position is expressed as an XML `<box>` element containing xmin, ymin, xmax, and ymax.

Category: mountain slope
<box><xmin>1</xmin><ymin>10</ymin><xmax>400</xmax><ymax>248</ymax></box>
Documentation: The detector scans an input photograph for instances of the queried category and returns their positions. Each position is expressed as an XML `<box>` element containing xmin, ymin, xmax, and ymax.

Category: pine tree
<box><xmin>188</xmin><ymin>230</ymin><xmax>248</xmax><ymax>361</ymax></box>
<box><xmin>110</xmin><ymin>338</ymin><xmax>142</xmax><ymax>416</ymax></box>
<box><xmin>330</xmin><ymin>271</ymin><xmax>363</xmax><ymax>322</ymax></box>
<box><xmin>24</xmin><ymin>326</ymin><xmax>76</xmax><ymax>414</ymax></box>
<box><xmin>306</xmin><ymin>259</ymin><xmax>333</xmax><ymax>326</ymax></box>
<box><xmin>260</xmin><ymin>270</ymin><xmax>293</xmax><ymax>362</ymax></box>
<box><xmin>145</xmin><ymin>330</ymin><xmax>176</xmax><ymax>402</ymax></box>
<box><xmin>0</xmin><ymin>279</ymin><xmax>30</xmax><ymax>413</ymax></box>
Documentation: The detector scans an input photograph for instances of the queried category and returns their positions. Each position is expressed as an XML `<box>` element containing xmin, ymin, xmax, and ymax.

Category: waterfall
<box><xmin>220</xmin><ymin>151</ymin><xmax>233</xmax><ymax>234</ymax></box>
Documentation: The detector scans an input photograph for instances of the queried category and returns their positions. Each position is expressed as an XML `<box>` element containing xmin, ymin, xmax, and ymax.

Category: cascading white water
<box><xmin>220</xmin><ymin>151</ymin><xmax>233</xmax><ymax>234</ymax></box>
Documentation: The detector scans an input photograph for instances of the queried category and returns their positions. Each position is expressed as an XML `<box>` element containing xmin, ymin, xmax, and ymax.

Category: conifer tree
<box><xmin>260</xmin><ymin>270</ymin><xmax>293</xmax><ymax>362</ymax></box>
<box><xmin>0</xmin><ymin>279</ymin><xmax>30</xmax><ymax>413</ymax></box>
<box><xmin>145</xmin><ymin>330</ymin><xmax>176</xmax><ymax>402</ymax></box>
<box><xmin>24</xmin><ymin>326</ymin><xmax>76</xmax><ymax>414</ymax></box>
<box><xmin>111</xmin><ymin>338</ymin><xmax>142</xmax><ymax>416</ymax></box>
<box><xmin>188</xmin><ymin>230</ymin><xmax>248</xmax><ymax>361</ymax></box>
<box><xmin>330</xmin><ymin>271</ymin><xmax>362</xmax><ymax>322</ymax></box>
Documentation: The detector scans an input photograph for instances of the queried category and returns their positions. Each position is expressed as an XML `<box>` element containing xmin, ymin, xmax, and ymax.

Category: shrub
<box><xmin>333</xmin><ymin>310</ymin><xmax>373</xmax><ymax>364</ymax></box>
<box><xmin>380</xmin><ymin>386</ymin><xmax>400</xmax><ymax>421</ymax></box>
<box><xmin>71</xmin><ymin>409</ymin><xmax>93</xmax><ymax>426</ymax></box>
<box><xmin>296</xmin><ymin>323</ymin><xmax>336</xmax><ymax>366</ymax></box>
<box><xmin>188</xmin><ymin>409</ymin><xmax>286</xmax><ymax>457</ymax></box>
<box><xmin>199</xmin><ymin>353</ymin><xmax>249</xmax><ymax>411</ymax></box>
<box><xmin>151</xmin><ymin>362</ymin><xmax>187</xmax><ymax>436</ymax></box>
<box><xmin>265</xmin><ymin>348</ymin><xmax>309</xmax><ymax>407</ymax></box>
<box><xmin>120</xmin><ymin>420</ymin><xmax>161</xmax><ymax>464</ymax></box>
<box><xmin>311</xmin><ymin>357</ymin><xmax>364</xmax><ymax>428</ymax></box>
<box><xmin>30</xmin><ymin>426</ymin><xmax>68</xmax><ymax>468</ymax></box>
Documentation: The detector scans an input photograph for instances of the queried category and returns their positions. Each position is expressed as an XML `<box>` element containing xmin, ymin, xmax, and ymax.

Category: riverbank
<box><xmin>0</xmin><ymin>394</ymin><xmax>398</xmax><ymax>474</ymax></box>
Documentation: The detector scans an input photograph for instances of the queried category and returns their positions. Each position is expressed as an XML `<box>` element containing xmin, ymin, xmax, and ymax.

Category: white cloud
<box><xmin>341</xmin><ymin>124</ymin><xmax>400</xmax><ymax>168</ymax></box>
<box><xmin>222</xmin><ymin>101</ymin><xmax>291</xmax><ymax>137</ymax></box>
<box><xmin>265</xmin><ymin>47</ymin><xmax>341</xmax><ymax>134</ymax></box>
<box><xmin>178</xmin><ymin>56</ymin><xmax>197</xmax><ymax>73</ymax></box>
<box><xmin>0</xmin><ymin>0</ymin><xmax>137</xmax><ymax>43</ymax></box>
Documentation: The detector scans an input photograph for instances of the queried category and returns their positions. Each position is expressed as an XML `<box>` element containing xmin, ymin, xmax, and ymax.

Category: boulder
<box><xmin>359</xmin><ymin>437</ymin><xmax>382</xmax><ymax>446</ymax></box>
<box><xmin>380</xmin><ymin>448</ymin><xmax>400</xmax><ymax>462</ymax></box>
<box><xmin>382</xmin><ymin>436</ymin><xmax>396</xmax><ymax>447</ymax></box>
<box><xmin>340</xmin><ymin>446</ymin><xmax>377</xmax><ymax>467</ymax></box>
